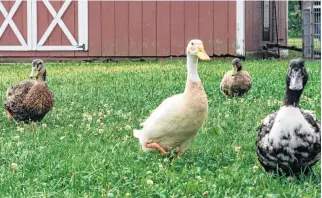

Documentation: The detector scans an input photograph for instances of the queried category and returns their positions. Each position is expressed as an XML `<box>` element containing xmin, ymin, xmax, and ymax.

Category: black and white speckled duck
<box><xmin>256</xmin><ymin>58</ymin><xmax>321</xmax><ymax>176</ymax></box>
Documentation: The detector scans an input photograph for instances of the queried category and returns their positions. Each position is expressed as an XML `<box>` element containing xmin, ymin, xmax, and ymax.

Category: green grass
<box><xmin>288</xmin><ymin>38</ymin><xmax>303</xmax><ymax>48</ymax></box>
<box><xmin>288</xmin><ymin>37</ymin><xmax>321</xmax><ymax>50</ymax></box>
<box><xmin>0</xmin><ymin>60</ymin><xmax>320</xmax><ymax>197</ymax></box>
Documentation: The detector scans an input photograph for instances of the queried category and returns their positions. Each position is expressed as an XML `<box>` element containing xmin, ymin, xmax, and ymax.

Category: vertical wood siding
<box><xmin>245</xmin><ymin>1</ymin><xmax>262</xmax><ymax>52</ymax></box>
<box><xmin>142</xmin><ymin>1</ymin><xmax>157</xmax><ymax>56</ymax></box>
<box><xmin>277</xmin><ymin>1</ymin><xmax>287</xmax><ymax>46</ymax></box>
<box><xmin>245</xmin><ymin>1</ymin><xmax>287</xmax><ymax>52</ymax></box>
<box><xmin>89</xmin><ymin>1</ymin><xmax>237</xmax><ymax>57</ymax></box>
<box><xmin>129</xmin><ymin>1</ymin><xmax>142</xmax><ymax>56</ymax></box>
<box><xmin>170</xmin><ymin>1</ymin><xmax>185</xmax><ymax>55</ymax></box>
<box><xmin>0</xmin><ymin>1</ymin><xmax>286</xmax><ymax>59</ymax></box>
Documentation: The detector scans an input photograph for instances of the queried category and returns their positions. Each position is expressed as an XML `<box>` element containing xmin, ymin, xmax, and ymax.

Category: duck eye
<box><xmin>191</xmin><ymin>43</ymin><xmax>194</xmax><ymax>45</ymax></box>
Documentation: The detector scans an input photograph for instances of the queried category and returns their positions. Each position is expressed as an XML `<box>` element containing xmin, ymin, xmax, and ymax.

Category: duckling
<box><xmin>256</xmin><ymin>58</ymin><xmax>320</xmax><ymax>176</ymax></box>
<box><xmin>133</xmin><ymin>39</ymin><xmax>211</xmax><ymax>156</ymax></box>
<box><xmin>5</xmin><ymin>59</ymin><xmax>54</xmax><ymax>123</ymax></box>
<box><xmin>220</xmin><ymin>58</ymin><xmax>252</xmax><ymax>97</ymax></box>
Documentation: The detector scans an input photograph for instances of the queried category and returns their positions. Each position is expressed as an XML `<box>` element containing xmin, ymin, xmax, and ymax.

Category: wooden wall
<box><xmin>0</xmin><ymin>1</ymin><xmax>237</xmax><ymax>59</ymax></box>
<box><xmin>245</xmin><ymin>1</ymin><xmax>287</xmax><ymax>52</ymax></box>
<box><xmin>87</xmin><ymin>1</ymin><xmax>237</xmax><ymax>57</ymax></box>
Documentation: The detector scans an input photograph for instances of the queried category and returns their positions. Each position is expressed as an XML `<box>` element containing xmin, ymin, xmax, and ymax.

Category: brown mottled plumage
<box><xmin>6</xmin><ymin>80</ymin><xmax>35</xmax><ymax>104</ymax></box>
<box><xmin>220</xmin><ymin>58</ymin><xmax>252</xmax><ymax>97</ymax></box>
<box><xmin>4</xmin><ymin>59</ymin><xmax>54</xmax><ymax>123</ymax></box>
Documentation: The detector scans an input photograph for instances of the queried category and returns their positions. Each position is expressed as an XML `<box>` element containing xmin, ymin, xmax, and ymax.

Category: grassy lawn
<box><xmin>0</xmin><ymin>60</ymin><xmax>320</xmax><ymax>197</ymax></box>
<box><xmin>288</xmin><ymin>38</ymin><xmax>303</xmax><ymax>48</ymax></box>
<box><xmin>288</xmin><ymin>37</ymin><xmax>321</xmax><ymax>50</ymax></box>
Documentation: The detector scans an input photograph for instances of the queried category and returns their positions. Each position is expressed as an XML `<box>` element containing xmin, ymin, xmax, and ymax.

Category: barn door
<box><xmin>34</xmin><ymin>0</ymin><xmax>88</xmax><ymax>51</ymax></box>
<box><xmin>0</xmin><ymin>0</ymin><xmax>88</xmax><ymax>51</ymax></box>
<box><xmin>0</xmin><ymin>0</ymin><xmax>32</xmax><ymax>51</ymax></box>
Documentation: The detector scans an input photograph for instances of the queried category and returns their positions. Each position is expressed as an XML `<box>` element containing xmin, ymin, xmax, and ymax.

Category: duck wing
<box><xmin>22</xmin><ymin>83</ymin><xmax>54</xmax><ymax>120</ymax></box>
<box><xmin>135</xmin><ymin>94</ymin><xmax>186</xmax><ymax>139</ymax></box>
<box><xmin>220</xmin><ymin>71</ymin><xmax>233</xmax><ymax>95</ymax></box>
<box><xmin>301</xmin><ymin>110</ymin><xmax>321</xmax><ymax>162</ymax></box>
<box><xmin>301</xmin><ymin>110</ymin><xmax>321</xmax><ymax>132</ymax></box>
<box><xmin>256</xmin><ymin>112</ymin><xmax>278</xmax><ymax>142</ymax></box>
<box><xmin>238</xmin><ymin>71</ymin><xmax>252</xmax><ymax>89</ymax></box>
<box><xmin>140</xmin><ymin>94</ymin><xmax>183</xmax><ymax>127</ymax></box>
<box><xmin>6</xmin><ymin>80</ymin><xmax>34</xmax><ymax>103</ymax></box>
<box><xmin>5</xmin><ymin>80</ymin><xmax>35</xmax><ymax>120</ymax></box>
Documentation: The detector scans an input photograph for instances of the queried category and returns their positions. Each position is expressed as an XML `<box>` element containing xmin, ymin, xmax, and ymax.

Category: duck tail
<box><xmin>139</xmin><ymin>122</ymin><xmax>145</xmax><ymax>127</ymax></box>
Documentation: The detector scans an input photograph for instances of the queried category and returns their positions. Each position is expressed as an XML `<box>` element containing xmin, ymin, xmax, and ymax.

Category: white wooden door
<box><xmin>0</xmin><ymin>0</ymin><xmax>88</xmax><ymax>51</ymax></box>
<box><xmin>0</xmin><ymin>0</ymin><xmax>31</xmax><ymax>51</ymax></box>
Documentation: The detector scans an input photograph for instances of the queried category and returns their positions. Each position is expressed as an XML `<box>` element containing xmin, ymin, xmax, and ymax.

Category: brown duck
<box><xmin>220</xmin><ymin>58</ymin><xmax>252</xmax><ymax>97</ymax></box>
<box><xmin>5</xmin><ymin>59</ymin><xmax>54</xmax><ymax>123</ymax></box>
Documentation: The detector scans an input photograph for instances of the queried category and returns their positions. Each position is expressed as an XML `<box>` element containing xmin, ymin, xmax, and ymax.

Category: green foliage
<box><xmin>0</xmin><ymin>60</ymin><xmax>320</xmax><ymax>197</ymax></box>
<box><xmin>288</xmin><ymin>0</ymin><xmax>302</xmax><ymax>38</ymax></box>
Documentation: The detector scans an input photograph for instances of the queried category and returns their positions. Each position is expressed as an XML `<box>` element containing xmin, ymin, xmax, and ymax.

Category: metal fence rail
<box><xmin>302</xmin><ymin>1</ymin><xmax>321</xmax><ymax>59</ymax></box>
<box><xmin>313</xmin><ymin>1</ymin><xmax>321</xmax><ymax>58</ymax></box>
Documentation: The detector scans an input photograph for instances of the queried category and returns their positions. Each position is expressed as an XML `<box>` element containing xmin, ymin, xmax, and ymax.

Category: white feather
<box><xmin>132</xmin><ymin>40</ymin><xmax>209</xmax><ymax>154</ymax></box>
<box><xmin>268</xmin><ymin>106</ymin><xmax>316</xmax><ymax>148</ymax></box>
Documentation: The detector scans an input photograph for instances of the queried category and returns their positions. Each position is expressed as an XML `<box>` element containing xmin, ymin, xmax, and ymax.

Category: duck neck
<box><xmin>36</xmin><ymin>71</ymin><xmax>46</xmax><ymax>83</ymax></box>
<box><xmin>36</xmin><ymin>78</ymin><xmax>44</xmax><ymax>83</ymax></box>
<box><xmin>186</xmin><ymin>55</ymin><xmax>200</xmax><ymax>82</ymax></box>
<box><xmin>283</xmin><ymin>88</ymin><xmax>302</xmax><ymax>107</ymax></box>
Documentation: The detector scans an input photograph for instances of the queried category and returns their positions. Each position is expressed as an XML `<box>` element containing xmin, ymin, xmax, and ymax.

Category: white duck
<box><xmin>133</xmin><ymin>39</ymin><xmax>211</xmax><ymax>156</ymax></box>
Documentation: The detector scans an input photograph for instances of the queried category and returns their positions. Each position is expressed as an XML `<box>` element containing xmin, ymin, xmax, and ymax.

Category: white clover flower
<box><xmin>252</xmin><ymin>165</ymin><xmax>259</xmax><ymax>172</ymax></box>
<box><xmin>147</xmin><ymin>179</ymin><xmax>153</xmax><ymax>185</ymax></box>
<box><xmin>124</xmin><ymin>125</ymin><xmax>132</xmax><ymax>131</ymax></box>
<box><xmin>87</xmin><ymin>115</ymin><xmax>93</xmax><ymax>122</ymax></box>
<box><xmin>11</xmin><ymin>163</ymin><xmax>18</xmax><ymax>170</ymax></box>
<box><xmin>234</xmin><ymin>146</ymin><xmax>241</xmax><ymax>153</ymax></box>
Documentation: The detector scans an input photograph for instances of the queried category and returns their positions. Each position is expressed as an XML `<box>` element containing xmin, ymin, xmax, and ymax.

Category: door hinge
<box><xmin>77</xmin><ymin>44</ymin><xmax>85</xmax><ymax>50</ymax></box>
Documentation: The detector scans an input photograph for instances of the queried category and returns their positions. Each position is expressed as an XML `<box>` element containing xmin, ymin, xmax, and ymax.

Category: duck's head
<box><xmin>231</xmin><ymin>58</ymin><xmax>242</xmax><ymax>75</ymax></box>
<box><xmin>286</xmin><ymin>58</ymin><xmax>308</xmax><ymax>91</ymax></box>
<box><xmin>186</xmin><ymin>39</ymin><xmax>211</xmax><ymax>61</ymax></box>
<box><xmin>29</xmin><ymin>59</ymin><xmax>47</xmax><ymax>81</ymax></box>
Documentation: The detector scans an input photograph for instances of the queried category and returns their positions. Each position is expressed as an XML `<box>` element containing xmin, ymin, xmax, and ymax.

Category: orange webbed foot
<box><xmin>145</xmin><ymin>142</ymin><xmax>167</xmax><ymax>156</ymax></box>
